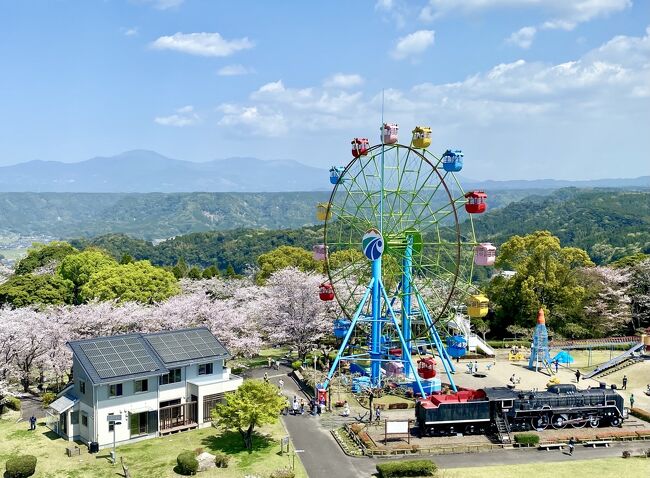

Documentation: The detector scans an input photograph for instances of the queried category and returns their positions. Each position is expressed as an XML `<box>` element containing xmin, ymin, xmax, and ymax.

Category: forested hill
<box><xmin>0</xmin><ymin>189</ymin><xmax>544</xmax><ymax>240</ymax></box>
<box><xmin>473</xmin><ymin>188</ymin><xmax>650</xmax><ymax>263</ymax></box>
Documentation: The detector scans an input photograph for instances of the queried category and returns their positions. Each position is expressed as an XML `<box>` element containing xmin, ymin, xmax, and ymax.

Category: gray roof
<box><xmin>68</xmin><ymin>328</ymin><xmax>230</xmax><ymax>385</ymax></box>
<box><xmin>144</xmin><ymin>327</ymin><xmax>230</xmax><ymax>367</ymax></box>
<box><xmin>49</xmin><ymin>392</ymin><xmax>79</xmax><ymax>414</ymax></box>
<box><xmin>69</xmin><ymin>333</ymin><xmax>169</xmax><ymax>385</ymax></box>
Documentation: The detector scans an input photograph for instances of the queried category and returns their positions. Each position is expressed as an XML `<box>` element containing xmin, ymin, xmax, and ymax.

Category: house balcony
<box><xmin>159</xmin><ymin>401</ymin><xmax>198</xmax><ymax>435</ymax></box>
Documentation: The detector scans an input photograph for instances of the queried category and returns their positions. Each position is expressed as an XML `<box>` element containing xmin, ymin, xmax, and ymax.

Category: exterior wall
<box><xmin>195</xmin><ymin>373</ymin><xmax>243</xmax><ymax>426</ymax></box>
<box><xmin>95</xmin><ymin>376</ymin><xmax>159</xmax><ymax>447</ymax></box>
<box><xmin>73</xmin><ymin>358</ymin><xmax>93</xmax><ymax>408</ymax></box>
<box><xmin>159</xmin><ymin>359</ymin><xmax>226</xmax><ymax>404</ymax></box>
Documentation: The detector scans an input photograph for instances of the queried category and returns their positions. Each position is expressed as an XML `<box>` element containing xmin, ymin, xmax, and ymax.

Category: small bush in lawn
<box><xmin>214</xmin><ymin>452</ymin><xmax>229</xmax><ymax>468</ymax></box>
<box><xmin>5</xmin><ymin>455</ymin><xmax>37</xmax><ymax>478</ymax></box>
<box><xmin>41</xmin><ymin>392</ymin><xmax>57</xmax><ymax>407</ymax></box>
<box><xmin>176</xmin><ymin>451</ymin><xmax>199</xmax><ymax>475</ymax></box>
<box><xmin>376</xmin><ymin>459</ymin><xmax>436</xmax><ymax>477</ymax></box>
<box><xmin>193</xmin><ymin>447</ymin><xmax>204</xmax><ymax>456</ymax></box>
<box><xmin>6</xmin><ymin>396</ymin><xmax>21</xmax><ymax>411</ymax></box>
<box><xmin>514</xmin><ymin>433</ymin><xmax>540</xmax><ymax>446</ymax></box>
<box><xmin>291</xmin><ymin>360</ymin><xmax>302</xmax><ymax>370</ymax></box>
<box><xmin>622</xmin><ymin>450</ymin><xmax>631</xmax><ymax>458</ymax></box>
<box><xmin>269</xmin><ymin>468</ymin><xmax>295</xmax><ymax>478</ymax></box>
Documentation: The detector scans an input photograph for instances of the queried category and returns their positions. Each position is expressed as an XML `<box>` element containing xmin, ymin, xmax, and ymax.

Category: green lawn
<box><xmin>234</xmin><ymin>347</ymin><xmax>290</xmax><ymax>370</ymax></box>
<box><xmin>0</xmin><ymin>411</ymin><xmax>306</xmax><ymax>478</ymax></box>
<box><xmin>439</xmin><ymin>457</ymin><xmax>649</xmax><ymax>478</ymax></box>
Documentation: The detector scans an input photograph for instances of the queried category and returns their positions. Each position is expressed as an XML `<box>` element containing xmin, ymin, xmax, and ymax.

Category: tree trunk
<box><xmin>238</xmin><ymin>423</ymin><xmax>255</xmax><ymax>451</ymax></box>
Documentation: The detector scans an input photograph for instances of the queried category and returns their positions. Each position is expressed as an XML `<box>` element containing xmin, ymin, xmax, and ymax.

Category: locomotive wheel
<box><xmin>610</xmin><ymin>416</ymin><xmax>622</xmax><ymax>427</ymax></box>
<box><xmin>464</xmin><ymin>425</ymin><xmax>476</xmax><ymax>435</ymax></box>
<box><xmin>588</xmin><ymin>417</ymin><xmax>600</xmax><ymax>428</ymax></box>
<box><xmin>570</xmin><ymin>415</ymin><xmax>586</xmax><ymax>428</ymax></box>
<box><xmin>551</xmin><ymin>414</ymin><xmax>568</xmax><ymax>429</ymax></box>
<box><xmin>531</xmin><ymin>415</ymin><xmax>549</xmax><ymax>430</ymax></box>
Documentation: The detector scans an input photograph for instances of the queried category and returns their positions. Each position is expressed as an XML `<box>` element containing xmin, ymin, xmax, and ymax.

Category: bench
<box><xmin>293</xmin><ymin>370</ymin><xmax>304</xmax><ymax>382</ymax></box>
<box><xmin>584</xmin><ymin>440</ymin><xmax>612</xmax><ymax>448</ymax></box>
<box><xmin>538</xmin><ymin>443</ymin><xmax>566</xmax><ymax>450</ymax></box>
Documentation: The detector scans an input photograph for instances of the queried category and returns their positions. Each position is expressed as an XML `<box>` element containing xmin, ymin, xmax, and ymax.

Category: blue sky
<box><xmin>0</xmin><ymin>0</ymin><xmax>648</xmax><ymax>181</ymax></box>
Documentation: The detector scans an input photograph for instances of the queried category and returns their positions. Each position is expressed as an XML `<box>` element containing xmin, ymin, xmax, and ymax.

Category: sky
<box><xmin>0</xmin><ymin>0</ymin><xmax>649</xmax><ymax>181</ymax></box>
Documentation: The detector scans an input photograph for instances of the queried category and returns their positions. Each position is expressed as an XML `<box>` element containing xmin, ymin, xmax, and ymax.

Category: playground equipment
<box><xmin>528</xmin><ymin>309</ymin><xmax>551</xmax><ymax>372</ymax></box>
<box><xmin>319</xmin><ymin>123</ymin><xmax>493</xmax><ymax>397</ymax></box>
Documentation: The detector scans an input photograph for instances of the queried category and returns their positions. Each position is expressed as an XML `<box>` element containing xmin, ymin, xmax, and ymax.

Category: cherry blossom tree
<box><xmin>0</xmin><ymin>264</ymin><xmax>12</xmax><ymax>285</ymax></box>
<box><xmin>264</xmin><ymin>268</ymin><xmax>334</xmax><ymax>359</ymax></box>
<box><xmin>581</xmin><ymin>266</ymin><xmax>632</xmax><ymax>336</ymax></box>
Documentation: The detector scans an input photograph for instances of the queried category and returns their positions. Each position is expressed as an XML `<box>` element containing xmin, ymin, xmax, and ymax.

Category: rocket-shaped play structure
<box><xmin>528</xmin><ymin>308</ymin><xmax>551</xmax><ymax>371</ymax></box>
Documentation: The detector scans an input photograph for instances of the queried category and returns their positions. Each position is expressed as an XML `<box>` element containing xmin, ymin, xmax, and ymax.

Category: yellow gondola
<box><xmin>411</xmin><ymin>126</ymin><xmax>432</xmax><ymax>149</ymax></box>
<box><xmin>468</xmin><ymin>294</ymin><xmax>489</xmax><ymax>318</ymax></box>
<box><xmin>316</xmin><ymin>203</ymin><xmax>332</xmax><ymax>221</ymax></box>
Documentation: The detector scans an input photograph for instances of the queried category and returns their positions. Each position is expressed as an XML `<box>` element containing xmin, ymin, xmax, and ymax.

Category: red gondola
<box><xmin>319</xmin><ymin>282</ymin><xmax>334</xmax><ymax>301</ymax></box>
<box><xmin>417</xmin><ymin>357</ymin><xmax>437</xmax><ymax>379</ymax></box>
<box><xmin>351</xmin><ymin>138</ymin><xmax>369</xmax><ymax>158</ymax></box>
<box><xmin>465</xmin><ymin>191</ymin><xmax>487</xmax><ymax>214</ymax></box>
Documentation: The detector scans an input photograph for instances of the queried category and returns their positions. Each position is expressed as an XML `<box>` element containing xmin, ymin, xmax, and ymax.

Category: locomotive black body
<box><xmin>416</xmin><ymin>383</ymin><xmax>627</xmax><ymax>436</ymax></box>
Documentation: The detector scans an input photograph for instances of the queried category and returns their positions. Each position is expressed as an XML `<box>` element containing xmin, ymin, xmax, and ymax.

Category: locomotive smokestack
<box><xmin>537</xmin><ymin>308</ymin><xmax>545</xmax><ymax>325</ymax></box>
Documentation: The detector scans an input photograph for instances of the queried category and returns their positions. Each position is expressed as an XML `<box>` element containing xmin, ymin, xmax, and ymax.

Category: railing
<box><xmin>159</xmin><ymin>401</ymin><xmax>198</xmax><ymax>431</ymax></box>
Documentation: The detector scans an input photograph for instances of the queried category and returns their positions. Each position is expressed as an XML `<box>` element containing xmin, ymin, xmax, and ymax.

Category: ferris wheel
<box><xmin>319</xmin><ymin>124</ymin><xmax>493</xmax><ymax>396</ymax></box>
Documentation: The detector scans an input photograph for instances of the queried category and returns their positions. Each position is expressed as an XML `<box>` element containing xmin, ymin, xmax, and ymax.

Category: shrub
<box><xmin>214</xmin><ymin>452</ymin><xmax>229</xmax><ymax>468</ymax></box>
<box><xmin>514</xmin><ymin>433</ymin><xmax>540</xmax><ymax>446</ymax></box>
<box><xmin>269</xmin><ymin>469</ymin><xmax>295</xmax><ymax>478</ymax></box>
<box><xmin>291</xmin><ymin>360</ymin><xmax>302</xmax><ymax>370</ymax></box>
<box><xmin>41</xmin><ymin>392</ymin><xmax>57</xmax><ymax>407</ymax></box>
<box><xmin>5</xmin><ymin>455</ymin><xmax>37</xmax><ymax>478</ymax></box>
<box><xmin>6</xmin><ymin>396</ymin><xmax>21</xmax><ymax>411</ymax></box>
<box><xmin>176</xmin><ymin>451</ymin><xmax>199</xmax><ymax>476</ymax></box>
<box><xmin>193</xmin><ymin>447</ymin><xmax>204</xmax><ymax>456</ymax></box>
<box><xmin>630</xmin><ymin>407</ymin><xmax>650</xmax><ymax>423</ymax></box>
<box><xmin>622</xmin><ymin>450</ymin><xmax>631</xmax><ymax>458</ymax></box>
<box><xmin>376</xmin><ymin>459</ymin><xmax>436</xmax><ymax>477</ymax></box>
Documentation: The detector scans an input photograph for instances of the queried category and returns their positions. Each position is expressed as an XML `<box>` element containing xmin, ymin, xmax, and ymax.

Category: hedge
<box><xmin>376</xmin><ymin>459</ymin><xmax>436</xmax><ymax>477</ymax></box>
<box><xmin>269</xmin><ymin>469</ymin><xmax>295</xmax><ymax>478</ymax></box>
<box><xmin>41</xmin><ymin>392</ymin><xmax>57</xmax><ymax>408</ymax></box>
<box><xmin>214</xmin><ymin>452</ymin><xmax>229</xmax><ymax>468</ymax></box>
<box><xmin>6</xmin><ymin>396</ymin><xmax>21</xmax><ymax>411</ymax></box>
<box><xmin>176</xmin><ymin>451</ymin><xmax>199</xmax><ymax>476</ymax></box>
<box><xmin>630</xmin><ymin>407</ymin><xmax>650</xmax><ymax>423</ymax></box>
<box><xmin>5</xmin><ymin>455</ymin><xmax>37</xmax><ymax>478</ymax></box>
<box><xmin>513</xmin><ymin>433</ymin><xmax>540</xmax><ymax>446</ymax></box>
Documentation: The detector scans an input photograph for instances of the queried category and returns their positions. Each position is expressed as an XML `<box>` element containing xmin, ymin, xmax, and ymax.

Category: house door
<box><xmin>59</xmin><ymin>412</ymin><xmax>67</xmax><ymax>436</ymax></box>
<box><xmin>130</xmin><ymin>412</ymin><xmax>148</xmax><ymax>438</ymax></box>
<box><xmin>190</xmin><ymin>395</ymin><xmax>198</xmax><ymax>424</ymax></box>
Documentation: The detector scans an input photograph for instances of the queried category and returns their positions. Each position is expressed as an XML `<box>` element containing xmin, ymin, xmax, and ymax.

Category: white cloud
<box><xmin>507</xmin><ymin>26</ymin><xmax>537</xmax><ymax>49</ymax></box>
<box><xmin>421</xmin><ymin>0</ymin><xmax>631</xmax><ymax>30</ymax></box>
<box><xmin>151</xmin><ymin>32</ymin><xmax>254</xmax><ymax>57</ymax></box>
<box><xmin>390</xmin><ymin>30</ymin><xmax>435</xmax><ymax>60</ymax></box>
<box><xmin>154</xmin><ymin>105</ymin><xmax>200</xmax><ymax>127</ymax></box>
<box><xmin>217</xmin><ymin>64</ymin><xmax>254</xmax><ymax>76</ymax></box>
<box><xmin>122</xmin><ymin>27</ymin><xmax>138</xmax><ymax>37</ymax></box>
<box><xmin>135</xmin><ymin>0</ymin><xmax>184</xmax><ymax>10</ymax></box>
<box><xmin>323</xmin><ymin>74</ymin><xmax>364</xmax><ymax>89</ymax></box>
<box><xmin>217</xmin><ymin>104</ymin><xmax>287</xmax><ymax>137</ymax></box>
<box><xmin>375</xmin><ymin>0</ymin><xmax>394</xmax><ymax>11</ymax></box>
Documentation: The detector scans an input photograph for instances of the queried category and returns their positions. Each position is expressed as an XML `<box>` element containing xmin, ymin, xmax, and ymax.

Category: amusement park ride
<box><xmin>313</xmin><ymin>122</ymin><xmax>494</xmax><ymax>397</ymax></box>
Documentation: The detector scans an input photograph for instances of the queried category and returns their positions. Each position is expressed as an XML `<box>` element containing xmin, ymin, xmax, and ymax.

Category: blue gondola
<box><xmin>442</xmin><ymin>149</ymin><xmax>464</xmax><ymax>172</ymax></box>
<box><xmin>333</xmin><ymin>318</ymin><xmax>352</xmax><ymax>339</ymax></box>
<box><xmin>329</xmin><ymin>166</ymin><xmax>345</xmax><ymax>184</ymax></box>
<box><xmin>446</xmin><ymin>335</ymin><xmax>467</xmax><ymax>358</ymax></box>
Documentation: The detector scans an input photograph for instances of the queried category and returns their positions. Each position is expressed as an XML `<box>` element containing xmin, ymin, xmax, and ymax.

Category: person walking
<box><xmin>268</xmin><ymin>357</ymin><xmax>272</xmax><ymax>368</ymax></box>
<box><xmin>575</xmin><ymin>369</ymin><xmax>581</xmax><ymax>383</ymax></box>
<box><xmin>29</xmin><ymin>415</ymin><xmax>36</xmax><ymax>431</ymax></box>
<box><xmin>568</xmin><ymin>436</ymin><xmax>575</xmax><ymax>456</ymax></box>
<box><xmin>278</xmin><ymin>379</ymin><xmax>284</xmax><ymax>391</ymax></box>
<box><xmin>263</xmin><ymin>372</ymin><xmax>269</xmax><ymax>383</ymax></box>
<box><xmin>292</xmin><ymin>396</ymin><xmax>299</xmax><ymax>416</ymax></box>
<box><xmin>342</xmin><ymin>401</ymin><xmax>350</xmax><ymax>417</ymax></box>
<box><xmin>554</xmin><ymin>360</ymin><xmax>559</xmax><ymax>374</ymax></box>
<box><xmin>300</xmin><ymin>399</ymin><xmax>305</xmax><ymax>415</ymax></box>
<box><xmin>374</xmin><ymin>405</ymin><xmax>381</xmax><ymax>423</ymax></box>
<box><xmin>622</xmin><ymin>375</ymin><xmax>628</xmax><ymax>390</ymax></box>
<box><xmin>630</xmin><ymin>394</ymin><xmax>635</xmax><ymax>409</ymax></box>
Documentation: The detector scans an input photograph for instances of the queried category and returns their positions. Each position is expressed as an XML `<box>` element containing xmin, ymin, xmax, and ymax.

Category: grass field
<box><xmin>439</xmin><ymin>457</ymin><xmax>650</xmax><ymax>478</ymax></box>
<box><xmin>0</xmin><ymin>411</ymin><xmax>306</xmax><ymax>478</ymax></box>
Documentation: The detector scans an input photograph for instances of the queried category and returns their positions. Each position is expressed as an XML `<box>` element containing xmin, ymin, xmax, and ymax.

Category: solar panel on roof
<box><xmin>144</xmin><ymin>329</ymin><xmax>226</xmax><ymax>365</ymax></box>
<box><xmin>80</xmin><ymin>336</ymin><xmax>161</xmax><ymax>380</ymax></box>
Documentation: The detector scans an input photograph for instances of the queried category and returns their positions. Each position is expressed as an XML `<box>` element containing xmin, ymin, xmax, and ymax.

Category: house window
<box><xmin>109</xmin><ymin>383</ymin><xmax>123</xmax><ymax>397</ymax></box>
<box><xmin>159</xmin><ymin>368</ymin><xmax>181</xmax><ymax>385</ymax></box>
<box><xmin>79</xmin><ymin>380</ymin><xmax>86</xmax><ymax>395</ymax></box>
<box><xmin>70</xmin><ymin>411</ymin><xmax>79</xmax><ymax>425</ymax></box>
<box><xmin>135</xmin><ymin>379</ymin><xmax>149</xmax><ymax>393</ymax></box>
<box><xmin>198</xmin><ymin>363</ymin><xmax>213</xmax><ymax>375</ymax></box>
<box><xmin>81</xmin><ymin>412</ymin><xmax>88</xmax><ymax>428</ymax></box>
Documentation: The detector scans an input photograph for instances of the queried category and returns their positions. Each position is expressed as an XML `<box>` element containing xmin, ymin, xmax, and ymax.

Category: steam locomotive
<box><xmin>415</xmin><ymin>383</ymin><xmax>627</xmax><ymax>436</ymax></box>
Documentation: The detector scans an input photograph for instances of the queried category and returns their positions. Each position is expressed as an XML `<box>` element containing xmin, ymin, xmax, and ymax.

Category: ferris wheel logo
<box><xmin>362</xmin><ymin>229</ymin><xmax>384</xmax><ymax>260</ymax></box>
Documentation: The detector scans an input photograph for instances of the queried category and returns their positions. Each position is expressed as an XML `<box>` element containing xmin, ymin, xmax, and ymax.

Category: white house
<box><xmin>46</xmin><ymin>327</ymin><xmax>243</xmax><ymax>449</ymax></box>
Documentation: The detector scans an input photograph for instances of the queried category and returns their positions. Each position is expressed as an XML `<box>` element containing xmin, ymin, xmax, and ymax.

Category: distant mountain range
<box><xmin>1</xmin><ymin>149</ymin><xmax>649</xmax><ymax>193</ymax></box>
<box><xmin>0</xmin><ymin>150</ymin><xmax>328</xmax><ymax>193</ymax></box>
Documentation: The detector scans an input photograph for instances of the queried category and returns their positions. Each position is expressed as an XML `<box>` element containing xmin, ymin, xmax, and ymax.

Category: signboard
<box><xmin>385</xmin><ymin>420</ymin><xmax>409</xmax><ymax>434</ymax></box>
<box><xmin>107</xmin><ymin>414</ymin><xmax>122</xmax><ymax>422</ymax></box>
